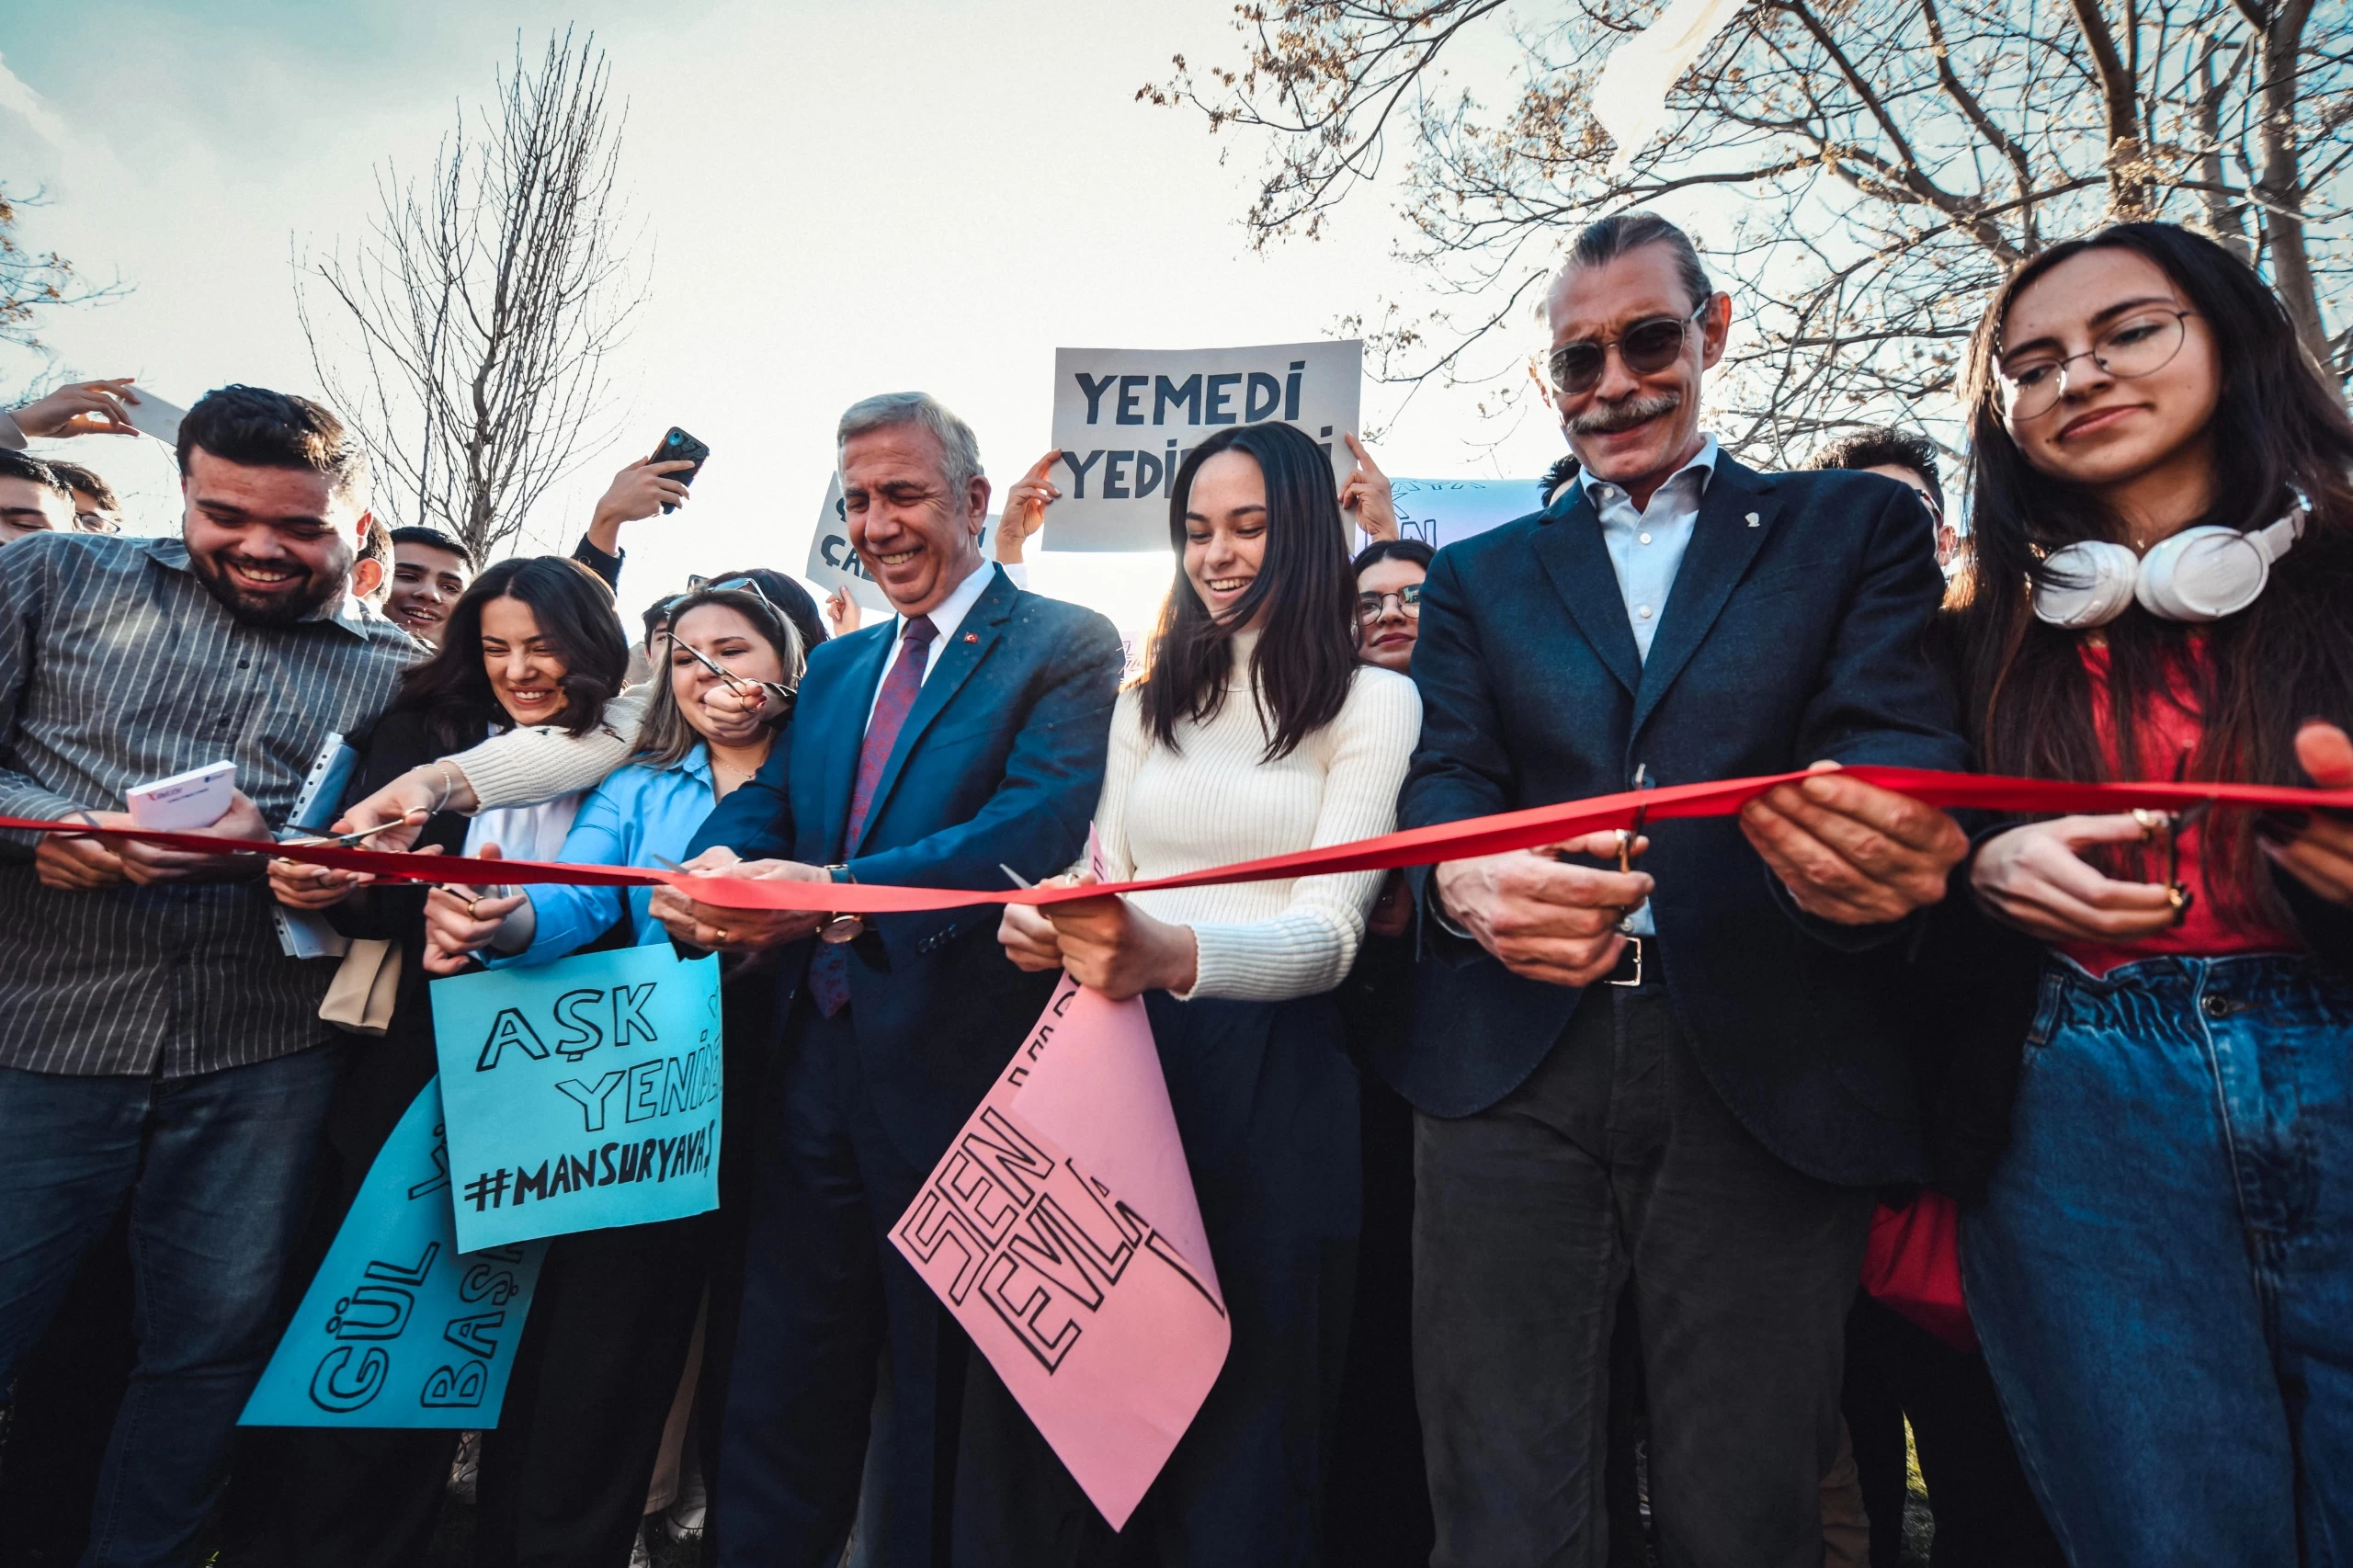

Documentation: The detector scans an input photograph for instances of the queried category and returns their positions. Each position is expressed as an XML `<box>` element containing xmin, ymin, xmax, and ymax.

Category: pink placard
<box><xmin>891</xmin><ymin>975</ymin><xmax>1229</xmax><ymax>1530</ymax></box>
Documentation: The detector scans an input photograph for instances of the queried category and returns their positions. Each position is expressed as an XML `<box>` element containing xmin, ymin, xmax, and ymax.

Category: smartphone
<box><xmin>653</xmin><ymin>426</ymin><xmax>710</xmax><ymax>514</ymax></box>
<box><xmin>124</xmin><ymin>386</ymin><xmax>188</xmax><ymax>444</ymax></box>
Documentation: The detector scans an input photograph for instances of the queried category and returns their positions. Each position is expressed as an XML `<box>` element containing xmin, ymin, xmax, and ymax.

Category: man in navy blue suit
<box><xmin>652</xmin><ymin>392</ymin><xmax>1124</xmax><ymax>1568</ymax></box>
<box><xmin>1392</xmin><ymin>214</ymin><xmax>1972</xmax><ymax>1566</ymax></box>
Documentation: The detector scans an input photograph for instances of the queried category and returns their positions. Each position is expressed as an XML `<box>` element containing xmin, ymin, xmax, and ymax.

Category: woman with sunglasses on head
<box><xmin>1945</xmin><ymin>222</ymin><xmax>2353</xmax><ymax>1563</ymax></box>
<box><xmin>409</xmin><ymin>583</ymin><xmax>802</xmax><ymax>1568</ymax></box>
<box><xmin>970</xmin><ymin>421</ymin><xmax>1421</xmax><ymax>1564</ymax></box>
<box><xmin>258</xmin><ymin>556</ymin><xmax>634</xmax><ymax>1567</ymax></box>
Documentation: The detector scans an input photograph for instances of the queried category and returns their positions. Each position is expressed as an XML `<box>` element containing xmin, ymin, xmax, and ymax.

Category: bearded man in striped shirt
<box><xmin>0</xmin><ymin>385</ymin><xmax>417</xmax><ymax>1567</ymax></box>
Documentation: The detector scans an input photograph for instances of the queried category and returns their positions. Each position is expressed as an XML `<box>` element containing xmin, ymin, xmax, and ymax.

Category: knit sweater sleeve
<box><xmin>1081</xmin><ymin>688</ymin><xmax>1147</xmax><ymax>883</ymax></box>
<box><xmin>1181</xmin><ymin>669</ymin><xmax>1421</xmax><ymax>1003</ymax></box>
<box><xmin>446</xmin><ymin>683</ymin><xmax>648</xmax><ymax>811</ymax></box>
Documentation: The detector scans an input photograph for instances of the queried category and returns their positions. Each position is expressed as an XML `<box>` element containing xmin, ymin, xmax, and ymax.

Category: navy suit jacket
<box><xmin>688</xmin><ymin>565</ymin><xmax>1124</xmax><ymax>1166</ymax></box>
<box><xmin>1393</xmin><ymin>456</ymin><xmax>1968</xmax><ymax>1186</ymax></box>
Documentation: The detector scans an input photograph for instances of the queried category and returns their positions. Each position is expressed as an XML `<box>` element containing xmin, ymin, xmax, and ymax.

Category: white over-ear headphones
<box><xmin>2032</xmin><ymin>489</ymin><xmax>2311</xmax><ymax>629</ymax></box>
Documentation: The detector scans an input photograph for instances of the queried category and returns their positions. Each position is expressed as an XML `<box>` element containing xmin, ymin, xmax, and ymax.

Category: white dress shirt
<box><xmin>1570</xmin><ymin>434</ymin><xmax>1719</xmax><ymax>936</ymax></box>
<box><xmin>862</xmin><ymin>557</ymin><xmax>1001</xmax><ymax>733</ymax></box>
<box><xmin>1574</xmin><ymin>434</ymin><xmax>1720</xmax><ymax>663</ymax></box>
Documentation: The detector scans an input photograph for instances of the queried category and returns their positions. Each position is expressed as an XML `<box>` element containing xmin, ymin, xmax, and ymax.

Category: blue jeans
<box><xmin>0</xmin><ymin>1044</ymin><xmax>346</xmax><ymax>1568</ymax></box>
<box><xmin>1963</xmin><ymin>952</ymin><xmax>2353</xmax><ymax>1566</ymax></box>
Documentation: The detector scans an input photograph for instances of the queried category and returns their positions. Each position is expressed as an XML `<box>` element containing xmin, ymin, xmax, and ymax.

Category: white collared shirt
<box><xmin>1572</xmin><ymin>434</ymin><xmax>1718</xmax><ymax>937</ymax></box>
<box><xmin>1574</xmin><ymin>435</ymin><xmax>1720</xmax><ymax>663</ymax></box>
<box><xmin>863</xmin><ymin>557</ymin><xmax>1000</xmax><ymax>733</ymax></box>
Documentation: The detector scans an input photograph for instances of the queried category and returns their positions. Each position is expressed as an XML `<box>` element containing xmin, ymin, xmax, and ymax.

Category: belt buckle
<box><xmin>1608</xmin><ymin>936</ymin><xmax>1643</xmax><ymax>988</ymax></box>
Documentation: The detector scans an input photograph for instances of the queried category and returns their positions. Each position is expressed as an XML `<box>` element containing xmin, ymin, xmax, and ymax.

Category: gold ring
<box><xmin>467</xmin><ymin>897</ymin><xmax>485</xmax><ymax>921</ymax></box>
<box><xmin>714</xmin><ymin>926</ymin><xmax>730</xmax><ymax>945</ymax></box>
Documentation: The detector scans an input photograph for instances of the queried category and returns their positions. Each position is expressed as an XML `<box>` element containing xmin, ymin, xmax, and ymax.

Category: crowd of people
<box><xmin>0</xmin><ymin>210</ymin><xmax>2349</xmax><ymax>1568</ymax></box>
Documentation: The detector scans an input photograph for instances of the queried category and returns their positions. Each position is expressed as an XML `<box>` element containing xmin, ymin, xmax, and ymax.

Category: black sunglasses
<box><xmin>1548</xmin><ymin>299</ymin><xmax>1711</xmax><ymax>396</ymax></box>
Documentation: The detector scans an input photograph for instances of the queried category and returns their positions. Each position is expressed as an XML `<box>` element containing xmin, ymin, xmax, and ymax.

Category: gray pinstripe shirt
<box><xmin>0</xmin><ymin>532</ymin><xmax>420</xmax><ymax>1076</ymax></box>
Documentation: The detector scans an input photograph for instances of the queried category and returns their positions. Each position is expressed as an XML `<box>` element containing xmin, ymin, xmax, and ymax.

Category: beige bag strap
<box><xmin>321</xmin><ymin>939</ymin><xmax>402</xmax><ymax>1035</ymax></box>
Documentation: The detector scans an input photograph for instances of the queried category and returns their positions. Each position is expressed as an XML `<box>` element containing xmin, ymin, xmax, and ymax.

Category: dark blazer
<box><xmin>1394</xmin><ymin>455</ymin><xmax>1969</xmax><ymax>1187</ymax></box>
<box><xmin>688</xmin><ymin>565</ymin><xmax>1124</xmax><ymax>1165</ymax></box>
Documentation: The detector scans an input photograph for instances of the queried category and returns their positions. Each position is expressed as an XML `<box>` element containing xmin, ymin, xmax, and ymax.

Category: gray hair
<box><xmin>1558</xmin><ymin>210</ymin><xmax>1714</xmax><ymax>314</ymax></box>
<box><xmin>835</xmin><ymin>391</ymin><xmax>985</xmax><ymax>494</ymax></box>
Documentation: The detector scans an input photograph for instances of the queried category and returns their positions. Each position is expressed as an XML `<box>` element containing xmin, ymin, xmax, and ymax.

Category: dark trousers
<box><xmin>0</xmin><ymin>1210</ymin><xmax>137</xmax><ymax>1568</ymax></box>
<box><xmin>951</xmin><ymin>993</ymin><xmax>1360</xmax><ymax>1568</ymax></box>
<box><xmin>256</xmin><ymin>1135</ymin><xmax>710</xmax><ymax>1568</ymax></box>
<box><xmin>0</xmin><ymin>1046</ymin><xmax>347</xmax><ymax>1568</ymax></box>
<box><xmin>260</xmin><ymin>1216</ymin><xmax>710</xmax><ymax>1568</ymax></box>
<box><xmin>1841</xmin><ymin>1295</ymin><xmax>2061</xmax><ymax>1568</ymax></box>
<box><xmin>716</xmin><ymin>998</ymin><xmax>965</xmax><ymax>1568</ymax></box>
<box><xmin>1322</xmin><ymin>1070</ymin><xmax>1434</xmax><ymax>1568</ymax></box>
<box><xmin>1414</xmin><ymin>980</ymin><xmax>1873</xmax><ymax>1568</ymax></box>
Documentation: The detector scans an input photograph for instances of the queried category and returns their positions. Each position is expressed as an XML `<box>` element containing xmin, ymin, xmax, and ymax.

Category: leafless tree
<box><xmin>297</xmin><ymin>28</ymin><xmax>646</xmax><ymax>558</ymax></box>
<box><xmin>2</xmin><ymin>184</ymin><xmax>127</xmax><ymax>386</ymax></box>
<box><xmin>1146</xmin><ymin>0</ymin><xmax>2353</xmax><ymax>464</ymax></box>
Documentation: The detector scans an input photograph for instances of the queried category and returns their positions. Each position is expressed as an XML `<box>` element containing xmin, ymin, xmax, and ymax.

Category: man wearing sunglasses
<box><xmin>1392</xmin><ymin>211</ymin><xmax>1972</xmax><ymax>1566</ymax></box>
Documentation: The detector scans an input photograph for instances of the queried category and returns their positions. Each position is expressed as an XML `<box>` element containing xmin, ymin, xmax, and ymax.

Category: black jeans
<box><xmin>1841</xmin><ymin>1294</ymin><xmax>2062</xmax><ymax>1568</ymax></box>
<box><xmin>1413</xmin><ymin>979</ymin><xmax>1872</xmax><ymax>1568</ymax></box>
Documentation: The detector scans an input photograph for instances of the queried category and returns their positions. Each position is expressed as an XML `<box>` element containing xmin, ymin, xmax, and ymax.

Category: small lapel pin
<box><xmin>1745</xmin><ymin>512</ymin><xmax>1760</xmax><ymax>527</ymax></box>
<box><xmin>963</xmin><ymin>631</ymin><xmax>980</xmax><ymax>643</ymax></box>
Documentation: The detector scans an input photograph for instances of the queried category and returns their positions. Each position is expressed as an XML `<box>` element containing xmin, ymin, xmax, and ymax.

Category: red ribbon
<box><xmin>8</xmin><ymin>767</ymin><xmax>2346</xmax><ymax>915</ymax></box>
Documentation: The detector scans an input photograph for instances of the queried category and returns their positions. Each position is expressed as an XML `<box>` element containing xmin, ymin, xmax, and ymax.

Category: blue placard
<box><xmin>429</xmin><ymin>945</ymin><xmax>722</xmax><ymax>1252</ymax></box>
<box><xmin>241</xmin><ymin>1082</ymin><xmax>546</xmax><ymax>1427</ymax></box>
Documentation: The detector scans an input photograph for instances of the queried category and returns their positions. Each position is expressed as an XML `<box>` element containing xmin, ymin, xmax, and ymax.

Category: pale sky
<box><xmin>0</xmin><ymin>0</ymin><xmax>1578</xmax><ymax>631</ymax></box>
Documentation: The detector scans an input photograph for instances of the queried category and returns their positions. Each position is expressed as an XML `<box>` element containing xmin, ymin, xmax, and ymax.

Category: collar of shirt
<box><xmin>140</xmin><ymin>535</ymin><xmax>380</xmax><ymax>641</ymax></box>
<box><xmin>887</xmin><ymin>555</ymin><xmax>995</xmax><ymax>652</ymax></box>
<box><xmin>1572</xmin><ymin>434</ymin><xmax>1720</xmax><ymax>516</ymax></box>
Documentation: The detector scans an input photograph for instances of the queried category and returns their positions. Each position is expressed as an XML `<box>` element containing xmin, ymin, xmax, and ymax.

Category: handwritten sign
<box><xmin>429</xmin><ymin>946</ymin><xmax>722</xmax><ymax>1252</ymax></box>
<box><xmin>241</xmin><ymin>1082</ymin><xmax>546</xmax><ymax>1427</ymax></box>
<box><xmin>1045</xmin><ymin>340</ymin><xmax>1362</xmax><ymax>551</ymax></box>
<box><xmin>892</xmin><ymin>975</ymin><xmax>1229</xmax><ymax>1528</ymax></box>
<box><xmin>1388</xmin><ymin>475</ymin><xmax>1545</xmax><ymax>551</ymax></box>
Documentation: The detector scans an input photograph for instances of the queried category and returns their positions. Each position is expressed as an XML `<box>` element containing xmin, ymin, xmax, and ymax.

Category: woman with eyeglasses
<box><xmin>1940</xmin><ymin>222</ymin><xmax>2353</xmax><ymax>1562</ymax></box>
<box><xmin>971</xmin><ymin>420</ymin><xmax>1421</xmax><ymax>1563</ymax></box>
<box><xmin>258</xmin><ymin>556</ymin><xmax>638</xmax><ymax>1566</ymax></box>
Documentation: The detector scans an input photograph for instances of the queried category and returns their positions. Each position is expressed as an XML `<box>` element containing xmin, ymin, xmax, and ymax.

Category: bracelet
<box><xmin>428</xmin><ymin>760</ymin><xmax>462</xmax><ymax>815</ymax></box>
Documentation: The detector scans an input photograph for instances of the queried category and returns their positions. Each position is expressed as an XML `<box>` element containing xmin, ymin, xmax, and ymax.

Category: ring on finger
<box><xmin>467</xmin><ymin>896</ymin><xmax>485</xmax><ymax>921</ymax></box>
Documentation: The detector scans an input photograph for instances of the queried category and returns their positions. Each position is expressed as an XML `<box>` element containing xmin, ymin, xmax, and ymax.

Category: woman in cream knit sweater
<box><xmin>975</xmin><ymin>421</ymin><xmax>1421</xmax><ymax>1564</ymax></box>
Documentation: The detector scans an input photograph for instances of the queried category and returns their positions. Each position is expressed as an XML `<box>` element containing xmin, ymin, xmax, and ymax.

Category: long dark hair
<box><xmin>1954</xmin><ymin>222</ymin><xmax>2353</xmax><ymax>921</ymax></box>
<box><xmin>1140</xmin><ymin>422</ymin><xmax>1358</xmax><ymax>761</ymax></box>
<box><xmin>391</xmin><ymin>557</ymin><xmax>631</xmax><ymax>754</ymax></box>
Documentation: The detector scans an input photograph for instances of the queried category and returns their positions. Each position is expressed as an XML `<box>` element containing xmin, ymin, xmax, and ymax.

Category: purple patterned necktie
<box><xmin>810</xmin><ymin>614</ymin><xmax>938</xmax><ymax>1017</ymax></box>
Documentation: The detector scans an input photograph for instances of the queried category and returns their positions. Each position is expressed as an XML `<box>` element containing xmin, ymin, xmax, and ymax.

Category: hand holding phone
<box><xmin>652</xmin><ymin>427</ymin><xmax>711</xmax><ymax>514</ymax></box>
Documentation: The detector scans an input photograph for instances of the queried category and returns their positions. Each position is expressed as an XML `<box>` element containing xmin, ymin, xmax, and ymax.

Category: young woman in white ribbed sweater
<box><xmin>967</xmin><ymin>421</ymin><xmax>1421</xmax><ymax>1564</ymax></box>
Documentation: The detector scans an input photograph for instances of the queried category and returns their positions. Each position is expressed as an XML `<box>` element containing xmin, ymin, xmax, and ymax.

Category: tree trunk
<box><xmin>2252</xmin><ymin>0</ymin><xmax>2329</xmax><ymax>372</ymax></box>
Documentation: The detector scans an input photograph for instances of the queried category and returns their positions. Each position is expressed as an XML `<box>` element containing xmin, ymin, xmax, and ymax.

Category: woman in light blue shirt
<box><xmin>416</xmin><ymin>581</ymin><xmax>802</xmax><ymax>1568</ymax></box>
<box><xmin>424</xmin><ymin>582</ymin><xmax>802</xmax><ymax>968</ymax></box>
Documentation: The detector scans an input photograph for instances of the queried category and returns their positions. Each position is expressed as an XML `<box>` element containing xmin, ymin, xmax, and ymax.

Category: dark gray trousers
<box><xmin>1413</xmin><ymin>979</ymin><xmax>1873</xmax><ymax>1568</ymax></box>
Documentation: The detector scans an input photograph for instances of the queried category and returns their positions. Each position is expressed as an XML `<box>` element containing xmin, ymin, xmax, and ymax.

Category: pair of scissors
<box><xmin>665</xmin><ymin>633</ymin><xmax>796</xmax><ymax>709</ymax></box>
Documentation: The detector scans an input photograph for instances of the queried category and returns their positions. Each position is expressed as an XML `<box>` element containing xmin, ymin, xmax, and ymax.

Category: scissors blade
<box><xmin>999</xmin><ymin>863</ymin><xmax>1035</xmax><ymax>890</ymax></box>
<box><xmin>667</xmin><ymin>632</ymin><xmax>750</xmax><ymax>691</ymax></box>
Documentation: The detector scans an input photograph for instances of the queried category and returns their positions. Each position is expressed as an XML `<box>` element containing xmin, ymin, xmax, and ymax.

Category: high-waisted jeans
<box><xmin>1962</xmin><ymin>950</ymin><xmax>2353</xmax><ymax>1566</ymax></box>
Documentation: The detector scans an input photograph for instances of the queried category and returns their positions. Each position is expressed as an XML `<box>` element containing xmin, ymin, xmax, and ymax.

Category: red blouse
<box><xmin>2055</xmin><ymin>641</ymin><xmax>2299</xmax><ymax>976</ymax></box>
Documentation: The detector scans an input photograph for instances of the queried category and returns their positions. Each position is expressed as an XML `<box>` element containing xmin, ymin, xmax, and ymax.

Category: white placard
<box><xmin>804</xmin><ymin>475</ymin><xmax>997</xmax><ymax>614</ymax></box>
<box><xmin>1387</xmin><ymin>476</ymin><xmax>1549</xmax><ymax>552</ymax></box>
<box><xmin>1043</xmin><ymin>340</ymin><xmax>1362</xmax><ymax>552</ymax></box>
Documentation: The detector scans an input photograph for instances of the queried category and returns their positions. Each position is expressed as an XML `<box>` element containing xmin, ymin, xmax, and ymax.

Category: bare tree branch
<box><xmin>295</xmin><ymin>28</ymin><xmax>648</xmax><ymax>560</ymax></box>
<box><xmin>1151</xmin><ymin>0</ymin><xmax>2353</xmax><ymax>460</ymax></box>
